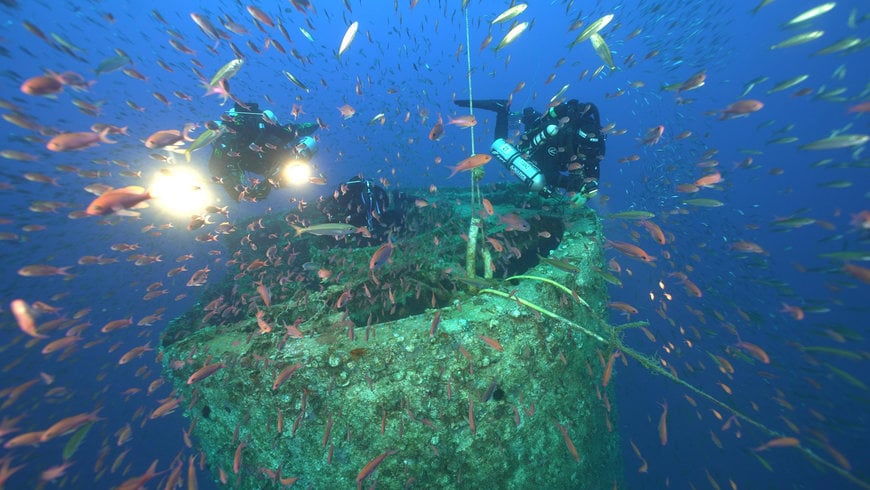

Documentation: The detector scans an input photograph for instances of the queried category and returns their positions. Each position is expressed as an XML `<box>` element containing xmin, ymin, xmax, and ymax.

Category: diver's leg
<box><xmin>454</xmin><ymin>99</ymin><xmax>510</xmax><ymax>139</ymax></box>
<box><xmin>493</xmin><ymin>109</ymin><xmax>509</xmax><ymax>140</ymax></box>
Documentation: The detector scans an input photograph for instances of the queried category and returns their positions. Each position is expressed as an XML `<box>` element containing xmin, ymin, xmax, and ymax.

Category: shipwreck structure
<box><xmin>160</xmin><ymin>184</ymin><xmax>622</xmax><ymax>488</ymax></box>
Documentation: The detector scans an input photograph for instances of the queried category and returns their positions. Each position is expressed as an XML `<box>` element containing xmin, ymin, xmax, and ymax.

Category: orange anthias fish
<box><xmin>478</xmin><ymin>334</ymin><xmax>503</xmax><ymax>352</ymax></box>
<box><xmin>256</xmin><ymin>283</ymin><xmax>272</xmax><ymax>307</ymax></box>
<box><xmin>736</xmin><ymin>340</ymin><xmax>770</xmax><ymax>364</ymax></box>
<box><xmin>369</xmin><ymin>239</ymin><xmax>395</xmax><ymax>270</ymax></box>
<box><xmin>677</xmin><ymin>69</ymin><xmax>706</xmax><ymax>93</ymax></box>
<box><xmin>638</xmin><ymin>221</ymin><xmax>666</xmax><ymax>245</ymax></box>
<box><xmin>10</xmin><ymin>299</ymin><xmax>48</xmax><ymax>338</ymax></box>
<box><xmin>555</xmin><ymin>422</ymin><xmax>580</xmax><ymax>461</ymax></box>
<box><xmin>780</xmin><ymin>302</ymin><xmax>805</xmax><ymax>320</ymax></box>
<box><xmin>272</xmin><ymin>363</ymin><xmax>302</xmax><ymax>391</ymax></box>
<box><xmin>256</xmin><ymin>310</ymin><xmax>273</xmax><ymax>334</ymax></box>
<box><xmin>729</xmin><ymin>241</ymin><xmax>766</xmax><ymax>254</ymax></box>
<box><xmin>753</xmin><ymin>437</ymin><xmax>800</xmax><ymax>452</ymax></box>
<box><xmin>607</xmin><ymin>240</ymin><xmax>656</xmax><ymax>263</ymax></box>
<box><xmin>607</xmin><ymin>301</ymin><xmax>638</xmax><ymax>315</ymax></box>
<box><xmin>337</xmin><ymin>104</ymin><xmax>356</xmax><ymax>120</ymax></box>
<box><xmin>20</xmin><ymin>73</ymin><xmax>65</xmax><ymax>96</ymax></box>
<box><xmin>658</xmin><ymin>400</ymin><xmax>668</xmax><ymax>446</ymax></box>
<box><xmin>640</xmin><ymin>125</ymin><xmax>664</xmax><ymax>145</ymax></box>
<box><xmin>40</xmin><ymin>461</ymin><xmax>74</xmax><ymax>481</ymax></box>
<box><xmin>246</xmin><ymin>5</ymin><xmax>274</xmax><ymax>27</ymax></box>
<box><xmin>115</xmin><ymin>459</ymin><xmax>162</xmax><ymax>489</ymax></box>
<box><xmin>499</xmin><ymin>212</ymin><xmax>530</xmax><ymax>232</ymax></box>
<box><xmin>17</xmin><ymin>264</ymin><xmax>73</xmax><ymax>277</ymax></box>
<box><xmin>694</xmin><ymin>171</ymin><xmax>723</xmax><ymax>188</ymax></box>
<box><xmin>446</xmin><ymin>115</ymin><xmax>477</xmax><ymax>128</ymax></box>
<box><xmin>86</xmin><ymin>186</ymin><xmax>152</xmax><ymax>216</ymax></box>
<box><xmin>719</xmin><ymin>99</ymin><xmax>763</xmax><ymax>120</ymax></box>
<box><xmin>356</xmin><ymin>449</ymin><xmax>397</xmax><ymax>489</ymax></box>
<box><xmin>144</xmin><ymin>129</ymin><xmax>185</xmax><ymax>149</ymax></box>
<box><xmin>46</xmin><ymin>128</ymin><xmax>115</xmax><ymax>151</ymax></box>
<box><xmin>843</xmin><ymin>263</ymin><xmax>870</xmax><ymax>284</ymax></box>
<box><xmin>447</xmin><ymin>154</ymin><xmax>491</xmax><ymax>178</ymax></box>
<box><xmin>601</xmin><ymin>350</ymin><xmax>620</xmax><ymax>387</ymax></box>
<box><xmin>187</xmin><ymin>362</ymin><xmax>224</xmax><ymax>385</ymax></box>
<box><xmin>481</xmin><ymin>198</ymin><xmax>494</xmax><ymax>216</ymax></box>
<box><xmin>40</xmin><ymin>409</ymin><xmax>103</xmax><ymax>441</ymax></box>
<box><xmin>429</xmin><ymin>115</ymin><xmax>444</xmax><ymax>141</ymax></box>
<box><xmin>847</xmin><ymin>101</ymin><xmax>870</xmax><ymax>113</ymax></box>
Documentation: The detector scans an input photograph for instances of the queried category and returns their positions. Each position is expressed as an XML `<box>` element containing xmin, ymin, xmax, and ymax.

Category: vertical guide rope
<box><xmin>463</xmin><ymin>6</ymin><xmax>475</xmax><ymax>155</ymax></box>
<box><xmin>462</xmin><ymin>5</ymin><xmax>478</xmax><ymax>211</ymax></box>
<box><xmin>462</xmin><ymin>4</ymin><xmax>481</xmax><ymax>278</ymax></box>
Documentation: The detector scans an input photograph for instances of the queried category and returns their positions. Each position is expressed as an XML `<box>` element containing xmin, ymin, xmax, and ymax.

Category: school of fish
<box><xmin>0</xmin><ymin>0</ymin><xmax>868</xmax><ymax>489</ymax></box>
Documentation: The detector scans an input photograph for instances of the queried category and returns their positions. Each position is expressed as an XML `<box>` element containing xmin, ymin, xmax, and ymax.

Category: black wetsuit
<box><xmin>455</xmin><ymin>98</ymin><xmax>605</xmax><ymax>195</ymax></box>
<box><xmin>319</xmin><ymin>177</ymin><xmax>411</xmax><ymax>243</ymax></box>
<box><xmin>518</xmin><ymin>100</ymin><xmax>605</xmax><ymax>194</ymax></box>
<box><xmin>208</xmin><ymin>103</ymin><xmax>318</xmax><ymax>201</ymax></box>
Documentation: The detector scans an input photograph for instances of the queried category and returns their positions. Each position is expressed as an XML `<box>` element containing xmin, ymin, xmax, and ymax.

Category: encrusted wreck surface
<box><xmin>160</xmin><ymin>184</ymin><xmax>622</xmax><ymax>488</ymax></box>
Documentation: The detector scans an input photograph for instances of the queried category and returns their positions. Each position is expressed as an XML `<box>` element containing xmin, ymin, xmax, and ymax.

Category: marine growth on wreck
<box><xmin>160</xmin><ymin>184</ymin><xmax>621</xmax><ymax>488</ymax></box>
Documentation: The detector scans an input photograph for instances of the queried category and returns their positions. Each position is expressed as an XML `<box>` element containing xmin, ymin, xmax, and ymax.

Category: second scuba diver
<box><xmin>318</xmin><ymin>175</ymin><xmax>416</xmax><ymax>244</ymax></box>
<box><xmin>208</xmin><ymin>101</ymin><xmax>319</xmax><ymax>202</ymax></box>
<box><xmin>454</xmin><ymin>98</ymin><xmax>606</xmax><ymax>204</ymax></box>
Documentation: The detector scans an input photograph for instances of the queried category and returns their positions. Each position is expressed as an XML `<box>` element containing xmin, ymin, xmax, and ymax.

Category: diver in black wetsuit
<box><xmin>208</xmin><ymin>101</ymin><xmax>319</xmax><ymax>202</ymax></box>
<box><xmin>454</xmin><ymin>98</ymin><xmax>606</xmax><ymax>203</ymax></box>
<box><xmin>319</xmin><ymin>176</ymin><xmax>415</xmax><ymax>243</ymax></box>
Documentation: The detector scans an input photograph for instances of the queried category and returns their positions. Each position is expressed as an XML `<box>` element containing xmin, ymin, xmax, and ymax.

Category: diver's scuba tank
<box><xmin>530</xmin><ymin>124</ymin><xmax>559</xmax><ymax>149</ymax></box>
<box><xmin>491</xmin><ymin>124</ymin><xmax>559</xmax><ymax>196</ymax></box>
<box><xmin>294</xmin><ymin>136</ymin><xmax>318</xmax><ymax>159</ymax></box>
<box><xmin>491</xmin><ymin>138</ymin><xmax>548</xmax><ymax>195</ymax></box>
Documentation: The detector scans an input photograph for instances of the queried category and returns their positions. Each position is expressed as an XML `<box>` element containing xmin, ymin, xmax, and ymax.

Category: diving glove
<box><xmin>571</xmin><ymin>180</ymin><xmax>599</xmax><ymax>206</ymax></box>
<box><xmin>579</xmin><ymin>180</ymin><xmax>599</xmax><ymax>197</ymax></box>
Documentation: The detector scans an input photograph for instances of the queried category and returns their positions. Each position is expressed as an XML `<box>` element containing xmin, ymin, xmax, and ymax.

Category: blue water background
<box><xmin>0</xmin><ymin>0</ymin><xmax>867</xmax><ymax>488</ymax></box>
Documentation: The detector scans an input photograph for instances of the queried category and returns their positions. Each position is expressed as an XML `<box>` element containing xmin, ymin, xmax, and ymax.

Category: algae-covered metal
<box><xmin>160</xmin><ymin>186</ymin><xmax>621</xmax><ymax>488</ymax></box>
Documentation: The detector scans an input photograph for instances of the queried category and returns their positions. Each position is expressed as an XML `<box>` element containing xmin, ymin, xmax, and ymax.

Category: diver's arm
<box><xmin>564</xmin><ymin>99</ymin><xmax>605</xmax><ymax>193</ymax></box>
<box><xmin>287</xmin><ymin>121</ymin><xmax>319</xmax><ymax>139</ymax></box>
<box><xmin>578</xmin><ymin>117</ymin><xmax>605</xmax><ymax>184</ymax></box>
<box><xmin>557</xmin><ymin>172</ymin><xmax>585</xmax><ymax>193</ymax></box>
<box><xmin>558</xmin><ymin>160</ymin><xmax>599</xmax><ymax>196</ymax></box>
<box><xmin>545</xmin><ymin>99</ymin><xmax>578</xmax><ymax>120</ymax></box>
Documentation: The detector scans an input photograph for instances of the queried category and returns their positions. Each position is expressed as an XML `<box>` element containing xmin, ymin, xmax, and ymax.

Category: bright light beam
<box><xmin>282</xmin><ymin>160</ymin><xmax>312</xmax><ymax>186</ymax></box>
<box><xmin>149</xmin><ymin>167</ymin><xmax>213</xmax><ymax>216</ymax></box>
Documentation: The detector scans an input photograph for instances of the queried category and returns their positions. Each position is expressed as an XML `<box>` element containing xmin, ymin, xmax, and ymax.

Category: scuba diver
<box><xmin>319</xmin><ymin>176</ymin><xmax>415</xmax><ymax>244</ymax></box>
<box><xmin>454</xmin><ymin>98</ymin><xmax>605</xmax><ymax>204</ymax></box>
<box><xmin>208</xmin><ymin>101</ymin><xmax>319</xmax><ymax>202</ymax></box>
